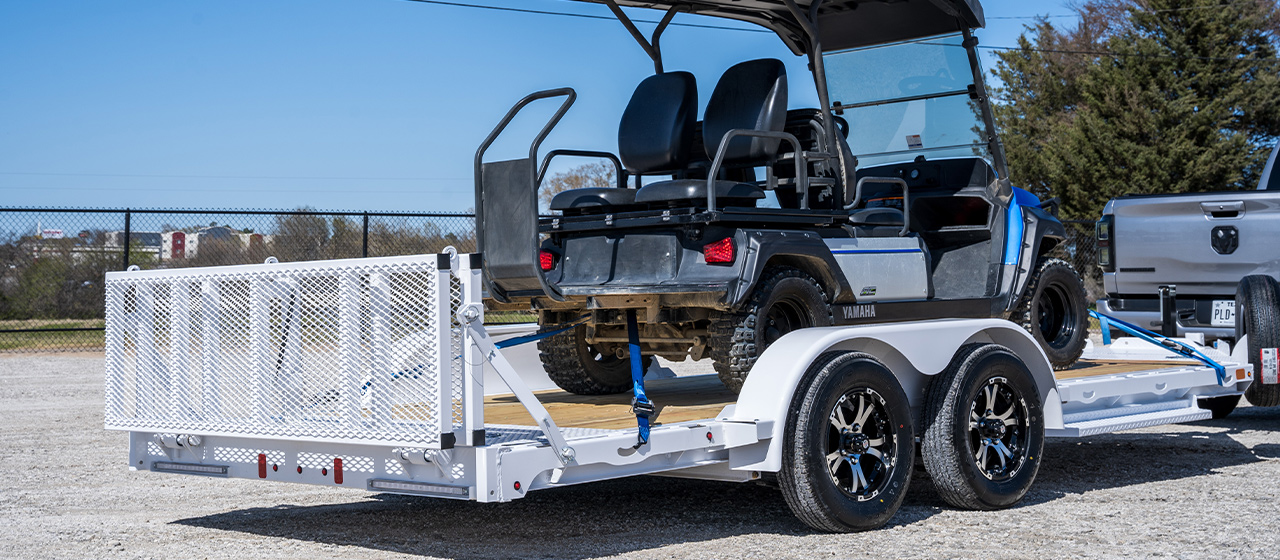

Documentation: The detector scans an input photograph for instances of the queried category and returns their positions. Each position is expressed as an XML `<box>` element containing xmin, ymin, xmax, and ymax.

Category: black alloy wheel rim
<box><xmin>764</xmin><ymin>296</ymin><xmax>810</xmax><ymax>345</ymax></box>
<box><xmin>826</xmin><ymin>388</ymin><xmax>897</xmax><ymax>501</ymax></box>
<box><xmin>967</xmin><ymin>376</ymin><xmax>1029</xmax><ymax>481</ymax></box>
<box><xmin>1038</xmin><ymin>283</ymin><xmax>1078</xmax><ymax>349</ymax></box>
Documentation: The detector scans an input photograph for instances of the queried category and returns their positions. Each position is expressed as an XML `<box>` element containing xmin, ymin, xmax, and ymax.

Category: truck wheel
<box><xmin>921</xmin><ymin>344</ymin><xmax>1044</xmax><ymax>510</ymax></box>
<box><xmin>537</xmin><ymin>325</ymin><xmax>652</xmax><ymax>395</ymax></box>
<box><xmin>778</xmin><ymin>352</ymin><xmax>914</xmax><ymax>532</ymax></box>
<box><xmin>1237</xmin><ymin>275</ymin><xmax>1280</xmax><ymax>407</ymax></box>
<box><xmin>1197</xmin><ymin>395</ymin><xmax>1241</xmax><ymax>419</ymax></box>
<box><xmin>709</xmin><ymin>267</ymin><xmax>832</xmax><ymax>393</ymax></box>
<box><xmin>1014</xmin><ymin>258</ymin><xmax>1087</xmax><ymax>370</ymax></box>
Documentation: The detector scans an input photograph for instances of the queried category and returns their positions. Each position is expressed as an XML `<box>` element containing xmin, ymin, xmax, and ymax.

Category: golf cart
<box><xmin>475</xmin><ymin>0</ymin><xmax>1087</xmax><ymax>394</ymax></box>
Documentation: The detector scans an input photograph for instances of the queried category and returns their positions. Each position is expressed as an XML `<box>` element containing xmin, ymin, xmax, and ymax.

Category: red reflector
<box><xmin>257</xmin><ymin>454</ymin><xmax>267</xmax><ymax>479</ymax></box>
<box><xmin>703</xmin><ymin>238</ymin><xmax>734</xmax><ymax>263</ymax></box>
<box><xmin>334</xmin><ymin>458</ymin><xmax>344</xmax><ymax>485</ymax></box>
<box><xmin>539</xmin><ymin>250</ymin><xmax>555</xmax><ymax>271</ymax></box>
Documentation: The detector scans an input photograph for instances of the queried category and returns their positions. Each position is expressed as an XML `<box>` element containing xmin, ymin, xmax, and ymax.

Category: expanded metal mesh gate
<box><xmin>104</xmin><ymin>253</ymin><xmax>461</xmax><ymax>448</ymax></box>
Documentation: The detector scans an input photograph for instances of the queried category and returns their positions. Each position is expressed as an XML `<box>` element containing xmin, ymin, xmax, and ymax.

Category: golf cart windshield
<box><xmin>824</xmin><ymin>34</ymin><xmax>991</xmax><ymax>169</ymax></box>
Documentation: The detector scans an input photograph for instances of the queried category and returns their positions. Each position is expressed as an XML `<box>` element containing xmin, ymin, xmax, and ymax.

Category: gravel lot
<box><xmin>2</xmin><ymin>352</ymin><xmax>1279</xmax><ymax>560</ymax></box>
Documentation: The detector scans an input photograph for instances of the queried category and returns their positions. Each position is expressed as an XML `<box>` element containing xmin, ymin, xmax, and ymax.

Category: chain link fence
<box><xmin>1</xmin><ymin>208</ymin><xmax>1102</xmax><ymax>353</ymax></box>
<box><xmin>0</xmin><ymin>208</ymin><xmax>540</xmax><ymax>352</ymax></box>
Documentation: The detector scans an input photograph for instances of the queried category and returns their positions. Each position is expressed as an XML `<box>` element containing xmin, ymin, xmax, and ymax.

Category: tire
<box><xmin>537</xmin><ymin>324</ymin><xmax>652</xmax><ymax>395</ymax></box>
<box><xmin>1197</xmin><ymin>394</ymin><xmax>1241</xmax><ymax>419</ymax></box>
<box><xmin>709</xmin><ymin>267</ymin><xmax>832</xmax><ymax>393</ymax></box>
<box><xmin>778</xmin><ymin>352</ymin><xmax>915</xmax><ymax>532</ymax></box>
<box><xmin>1236</xmin><ymin>275</ymin><xmax>1280</xmax><ymax>407</ymax></box>
<box><xmin>921</xmin><ymin>344</ymin><xmax>1044</xmax><ymax>510</ymax></box>
<box><xmin>1013</xmin><ymin>258</ymin><xmax>1088</xmax><ymax>370</ymax></box>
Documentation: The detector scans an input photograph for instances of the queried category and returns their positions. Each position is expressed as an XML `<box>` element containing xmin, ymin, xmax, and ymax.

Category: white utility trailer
<box><xmin>104</xmin><ymin>252</ymin><xmax>1261</xmax><ymax>531</ymax></box>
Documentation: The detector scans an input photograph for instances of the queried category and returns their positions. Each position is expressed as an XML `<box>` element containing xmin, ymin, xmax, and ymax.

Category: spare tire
<box><xmin>1012</xmin><ymin>258</ymin><xmax>1088</xmax><ymax>370</ymax></box>
<box><xmin>1236</xmin><ymin>275</ymin><xmax>1280</xmax><ymax>407</ymax></box>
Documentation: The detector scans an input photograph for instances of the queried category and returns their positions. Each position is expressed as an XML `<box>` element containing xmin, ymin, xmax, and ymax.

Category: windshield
<box><xmin>823</xmin><ymin>34</ymin><xmax>990</xmax><ymax>169</ymax></box>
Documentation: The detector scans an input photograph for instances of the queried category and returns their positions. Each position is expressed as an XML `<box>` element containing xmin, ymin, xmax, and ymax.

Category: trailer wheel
<box><xmin>1237</xmin><ymin>275</ymin><xmax>1280</xmax><ymax>407</ymax></box>
<box><xmin>1197</xmin><ymin>395</ymin><xmax>1241</xmax><ymax>419</ymax></box>
<box><xmin>778</xmin><ymin>352</ymin><xmax>914</xmax><ymax>532</ymax></box>
<box><xmin>709</xmin><ymin>267</ymin><xmax>832</xmax><ymax>394</ymax></box>
<box><xmin>922</xmin><ymin>344</ymin><xmax>1044</xmax><ymax>510</ymax></box>
<box><xmin>538</xmin><ymin>325</ymin><xmax>652</xmax><ymax>395</ymax></box>
<box><xmin>1013</xmin><ymin>258</ymin><xmax>1088</xmax><ymax>370</ymax></box>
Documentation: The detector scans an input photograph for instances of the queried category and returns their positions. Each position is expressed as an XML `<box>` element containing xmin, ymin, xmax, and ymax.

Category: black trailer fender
<box><xmin>729</xmin><ymin>229</ymin><xmax>854</xmax><ymax>307</ymax></box>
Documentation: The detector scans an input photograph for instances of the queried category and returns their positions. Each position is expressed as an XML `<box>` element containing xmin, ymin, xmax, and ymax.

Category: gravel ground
<box><xmin>3</xmin><ymin>352</ymin><xmax>1279</xmax><ymax>560</ymax></box>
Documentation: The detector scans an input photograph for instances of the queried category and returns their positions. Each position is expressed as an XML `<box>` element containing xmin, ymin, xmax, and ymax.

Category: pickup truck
<box><xmin>1095</xmin><ymin>142</ymin><xmax>1280</xmax><ymax>406</ymax></box>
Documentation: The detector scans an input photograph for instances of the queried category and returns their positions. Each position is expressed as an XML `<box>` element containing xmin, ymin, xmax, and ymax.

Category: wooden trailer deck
<box><xmin>483</xmin><ymin>358</ymin><xmax>1202</xmax><ymax>430</ymax></box>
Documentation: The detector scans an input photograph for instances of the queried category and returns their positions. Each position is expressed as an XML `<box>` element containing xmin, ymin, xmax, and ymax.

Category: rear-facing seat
<box><xmin>549</xmin><ymin>71</ymin><xmax>698</xmax><ymax>214</ymax></box>
<box><xmin>633</xmin><ymin>58</ymin><xmax>789</xmax><ymax>208</ymax></box>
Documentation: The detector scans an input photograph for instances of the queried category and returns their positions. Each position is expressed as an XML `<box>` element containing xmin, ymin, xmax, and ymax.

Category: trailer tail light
<box><xmin>703</xmin><ymin>238</ymin><xmax>734</xmax><ymax>264</ymax></box>
<box><xmin>539</xmin><ymin>250</ymin><xmax>556</xmax><ymax>271</ymax></box>
<box><xmin>368</xmin><ymin>478</ymin><xmax>469</xmax><ymax>499</ymax></box>
<box><xmin>1096</xmin><ymin>215</ymin><xmax>1115</xmax><ymax>272</ymax></box>
<box><xmin>152</xmin><ymin>461</ymin><xmax>229</xmax><ymax>477</ymax></box>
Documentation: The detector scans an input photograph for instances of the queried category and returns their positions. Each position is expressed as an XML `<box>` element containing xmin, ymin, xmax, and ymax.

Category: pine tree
<box><xmin>991</xmin><ymin>0</ymin><xmax>1280</xmax><ymax>220</ymax></box>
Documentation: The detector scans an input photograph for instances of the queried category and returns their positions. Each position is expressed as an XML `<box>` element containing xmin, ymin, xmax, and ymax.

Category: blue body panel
<box><xmin>1003</xmin><ymin>187</ymin><xmax>1041</xmax><ymax>266</ymax></box>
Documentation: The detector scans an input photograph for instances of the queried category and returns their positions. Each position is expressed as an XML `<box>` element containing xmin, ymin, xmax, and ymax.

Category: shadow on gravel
<box><xmin>174</xmin><ymin>407</ymin><xmax>1280</xmax><ymax>558</ymax></box>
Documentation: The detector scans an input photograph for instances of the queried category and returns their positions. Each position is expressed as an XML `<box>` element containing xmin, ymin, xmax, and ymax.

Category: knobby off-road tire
<box><xmin>921</xmin><ymin>344</ymin><xmax>1044</xmax><ymax>510</ymax></box>
<box><xmin>1013</xmin><ymin>258</ymin><xmax>1088</xmax><ymax>370</ymax></box>
<box><xmin>709</xmin><ymin>267</ymin><xmax>832</xmax><ymax>394</ymax></box>
<box><xmin>537</xmin><ymin>324</ymin><xmax>652</xmax><ymax>395</ymax></box>
<box><xmin>778</xmin><ymin>352</ymin><xmax>915</xmax><ymax>532</ymax></box>
<box><xmin>1237</xmin><ymin>275</ymin><xmax>1280</xmax><ymax>407</ymax></box>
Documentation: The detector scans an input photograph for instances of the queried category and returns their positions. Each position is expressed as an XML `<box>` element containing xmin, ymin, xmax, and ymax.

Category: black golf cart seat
<box><xmin>548</xmin><ymin>71</ymin><xmax>698</xmax><ymax>213</ymax></box>
<box><xmin>633</xmin><ymin>58</ymin><xmax>788</xmax><ymax>208</ymax></box>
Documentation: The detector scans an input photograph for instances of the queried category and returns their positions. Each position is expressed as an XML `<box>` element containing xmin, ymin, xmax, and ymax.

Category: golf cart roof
<box><xmin>575</xmin><ymin>0</ymin><xmax>985</xmax><ymax>54</ymax></box>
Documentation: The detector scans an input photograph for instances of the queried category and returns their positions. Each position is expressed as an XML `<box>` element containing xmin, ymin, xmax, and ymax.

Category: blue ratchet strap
<box><xmin>626</xmin><ymin>309</ymin><xmax>655</xmax><ymax>448</ymax></box>
<box><xmin>494</xmin><ymin>315</ymin><xmax>589</xmax><ymax>349</ymax></box>
<box><xmin>1089</xmin><ymin>309</ymin><xmax>1228</xmax><ymax>385</ymax></box>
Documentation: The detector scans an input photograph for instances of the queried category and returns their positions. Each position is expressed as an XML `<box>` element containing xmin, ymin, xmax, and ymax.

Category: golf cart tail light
<box><xmin>703</xmin><ymin>238</ymin><xmax>734</xmax><ymax>263</ymax></box>
<box><xmin>539</xmin><ymin>250</ymin><xmax>556</xmax><ymax>271</ymax></box>
<box><xmin>368</xmin><ymin>478</ymin><xmax>469</xmax><ymax>499</ymax></box>
<box><xmin>151</xmin><ymin>461</ymin><xmax>229</xmax><ymax>477</ymax></box>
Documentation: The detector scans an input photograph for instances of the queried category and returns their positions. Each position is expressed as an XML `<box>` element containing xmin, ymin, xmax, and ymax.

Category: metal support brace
<box><xmin>461</xmin><ymin>308</ymin><xmax>575</xmax><ymax>467</ymax></box>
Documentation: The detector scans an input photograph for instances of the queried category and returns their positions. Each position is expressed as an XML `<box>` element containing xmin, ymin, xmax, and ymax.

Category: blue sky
<box><xmin>0</xmin><ymin>0</ymin><xmax>1074</xmax><ymax>213</ymax></box>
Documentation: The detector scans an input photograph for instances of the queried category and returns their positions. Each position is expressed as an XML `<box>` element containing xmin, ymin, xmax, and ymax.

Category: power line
<box><xmin>397</xmin><ymin>0</ymin><xmax>768</xmax><ymax>32</ymax></box>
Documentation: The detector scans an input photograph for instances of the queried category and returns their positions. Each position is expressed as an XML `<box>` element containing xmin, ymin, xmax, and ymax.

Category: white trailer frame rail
<box><xmin>105</xmin><ymin>252</ymin><xmax>1254</xmax><ymax>510</ymax></box>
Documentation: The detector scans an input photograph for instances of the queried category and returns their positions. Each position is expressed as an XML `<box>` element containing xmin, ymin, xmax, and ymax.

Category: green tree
<box><xmin>991</xmin><ymin>0</ymin><xmax>1280</xmax><ymax>220</ymax></box>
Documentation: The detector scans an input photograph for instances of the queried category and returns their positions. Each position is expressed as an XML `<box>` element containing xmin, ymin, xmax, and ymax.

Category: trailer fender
<box><xmin>725</xmin><ymin>318</ymin><xmax>1063</xmax><ymax>472</ymax></box>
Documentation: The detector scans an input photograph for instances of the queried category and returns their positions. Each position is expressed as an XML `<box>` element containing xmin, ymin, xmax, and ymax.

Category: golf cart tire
<box><xmin>709</xmin><ymin>267</ymin><xmax>832</xmax><ymax>394</ymax></box>
<box><xmin>1237</xmin><ymin>275</ymin><xmax>1280</xmax><ymax>407</ymax></box>
<box><xmin>538</xmin><ymin>324</ymin><xmax>653</xmax><ymax>395</ymax></box>
<box><xmin>1013</xmin><ymin>258</ymin><xmax>1088</xmax><ymax>370</ymax></box>
<box><xmin>778</xmin><ymin>352</ymin><xmax>915</xmax><ymax>532</ymax></box>
<box><xmin>921</xmin><ymin>344</ymin><xmax>1044</xmax><ymax>511</ymax></box>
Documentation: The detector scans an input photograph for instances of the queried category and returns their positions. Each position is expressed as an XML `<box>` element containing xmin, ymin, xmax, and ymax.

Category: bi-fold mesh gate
<box><xmin>104</xmin><ymin>254</ymin><xmax>463</xmax><ymax>448</ymax></box>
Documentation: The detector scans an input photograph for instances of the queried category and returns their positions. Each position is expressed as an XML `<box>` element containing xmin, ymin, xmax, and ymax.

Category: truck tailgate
<box><xmin>1108</xmin><ymin>192</ymin><xmax>1280</xmax><ymax>297</ymax></box>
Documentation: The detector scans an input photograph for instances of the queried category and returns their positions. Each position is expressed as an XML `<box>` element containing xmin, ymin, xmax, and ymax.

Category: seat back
<box><xmin>618</xmin><ymin>71</ymin><xmax>699</xmax><ymax>175</ymax></box>
<box><xmin>703</xmin><ymin>59</ymin><xmax>788</xmax><ymax>166</ymax></box>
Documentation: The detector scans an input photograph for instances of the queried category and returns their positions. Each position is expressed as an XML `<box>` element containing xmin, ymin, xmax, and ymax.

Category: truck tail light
<box><xmin>703</xmin><ymin>238</ymin><xmax>735</xmax><ymax>264</ymax></box>
<box><xmin>1096</xmin><ymin>215</ymin><xmax>1115</xmax><ymax>272</ymax></box>
<box><xmin>539</xmin><ymin>250</ymin><xmax>556</xmax><ymax>271</ymax></box>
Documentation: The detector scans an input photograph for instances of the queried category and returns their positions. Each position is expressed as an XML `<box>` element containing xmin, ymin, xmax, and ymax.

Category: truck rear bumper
<box><xmin>1096</xmin><ymin>298</ymin><xmax>1234</xmax><ymax>341</ymax></box>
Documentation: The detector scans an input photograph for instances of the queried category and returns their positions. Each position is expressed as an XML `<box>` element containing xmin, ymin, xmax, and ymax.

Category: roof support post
<box><xmin>604</xmin><ymin>1</ymin><xmax>682</xmax><ymax>74</ymax></box>
<box><xmin>961</xmin><ymin>27</ymin><xmax>1012</xmax><ymax>200</ymax></box>
<box><xmin>783</xmin><ymin>0</ymin><xmax>847</xmax><ymax>202</ymax></box>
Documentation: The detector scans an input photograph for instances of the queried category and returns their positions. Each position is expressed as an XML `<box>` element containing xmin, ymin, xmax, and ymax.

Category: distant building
<box><xmin>161</xmin><ymin>231</ymin><xmax>186</xmax><ymax>260</ymax></box>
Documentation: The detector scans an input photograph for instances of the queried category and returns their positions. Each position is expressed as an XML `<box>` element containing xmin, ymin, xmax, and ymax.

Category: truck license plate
<box><xmin>1211</xmin><ymin>300</ymin><xmax>1235</xmax><ymax>327</ymax></box>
